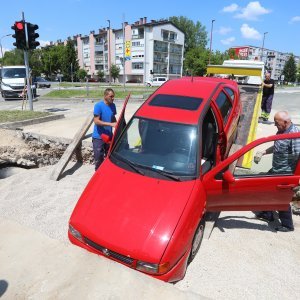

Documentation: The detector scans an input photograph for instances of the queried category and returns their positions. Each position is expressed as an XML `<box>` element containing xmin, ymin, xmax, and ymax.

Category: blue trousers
<box><xmin>263</xmin><ymin>206</ymin><xmax>294</xmax><ymax>229</ymax></box>
<box><xmin>92</xmin><ymin>138</ymin><xmax>109</xmax><ymax>171</ymax></box>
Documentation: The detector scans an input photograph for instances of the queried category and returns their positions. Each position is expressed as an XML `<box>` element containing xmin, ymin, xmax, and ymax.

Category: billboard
<box><xmin>233</xmin><ymin>47</ymin><xmax>249</xmax><ymax>59</ymax></box>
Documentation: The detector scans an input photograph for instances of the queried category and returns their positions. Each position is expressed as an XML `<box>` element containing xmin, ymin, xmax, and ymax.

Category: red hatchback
<box><xmin>69</xmin><ymin>77</ymin><xmax>300</xmax><ymax>282</ymax></box>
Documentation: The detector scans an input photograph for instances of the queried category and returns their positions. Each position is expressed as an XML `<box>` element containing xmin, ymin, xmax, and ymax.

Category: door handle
<box><xmin>277</xmin><ymin>184</ymin><xmax>296</xmax><ymax>190</ymax></box>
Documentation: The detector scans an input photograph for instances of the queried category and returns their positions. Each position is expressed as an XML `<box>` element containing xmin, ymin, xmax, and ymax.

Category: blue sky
<box><xmin>1</xmin><ymin>0</ymin><xmax>299</xmax><ymax>57</ymax></box>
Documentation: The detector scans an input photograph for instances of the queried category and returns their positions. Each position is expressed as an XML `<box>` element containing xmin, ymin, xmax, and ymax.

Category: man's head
<box><xmin>274</xmin><ymin>111</ymin><xmax>292</xmax><ymax>132</ymax></box>
<box><xmin>265</xmin><ymin>73</ymin><xmax>271</xmax><ymax>80</ymax></box>
<box><xmin>104</xmin><ymin>88</ymin><xmax>115</xmax><ymax>105</ymax></box>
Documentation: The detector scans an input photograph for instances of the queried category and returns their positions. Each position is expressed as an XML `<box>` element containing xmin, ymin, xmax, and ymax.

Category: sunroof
<box><xmin>149</xmin><ymin>94</ymin><xmax>202</xmax><ymax>111</ymax></box>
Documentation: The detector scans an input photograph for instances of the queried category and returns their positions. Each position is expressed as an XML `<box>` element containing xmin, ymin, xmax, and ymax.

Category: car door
<box><xmin>202</xmin><ymin>132</ymin><xmax>300</xmax><ymax>211</ymax></box>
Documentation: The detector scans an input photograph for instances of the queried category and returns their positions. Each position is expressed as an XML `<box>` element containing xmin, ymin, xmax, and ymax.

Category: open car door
<box><xmin>203</xmin><ymin>132</ymin><xmax>300</xmax><ymax>211</ymax></box>
<box><xmin>108</xmin><ymin>93</ymin><xmax>131</xmax><ymax>155</ymax></box>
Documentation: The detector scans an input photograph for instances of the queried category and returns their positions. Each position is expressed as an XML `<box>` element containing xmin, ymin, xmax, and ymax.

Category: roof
<box><xmin>135</xmin><ymin>77</ymin><xmax>237</xmax><ymax>125</ymax></box>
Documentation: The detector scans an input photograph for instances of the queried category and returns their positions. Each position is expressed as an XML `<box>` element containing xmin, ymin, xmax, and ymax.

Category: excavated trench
<box><xmin>0</xmin><ymin>129</ymin><xmax>94</xmax><ymax>179</ymax></box>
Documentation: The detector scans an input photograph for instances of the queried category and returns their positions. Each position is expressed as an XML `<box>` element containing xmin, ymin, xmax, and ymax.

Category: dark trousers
<box><xmin>262</xmin><ymin>206</ymin><xmax>294</xmax><ymax>229</ymax></box>
<box><xmin>92</xmin><ymin>138</ymin><xmax>109</xmax><ymax>171</ymax></box>
<box><xmin>261</xmin><ymin>94</ymin><xmax>274</xmax><ymax>114</ymax></box>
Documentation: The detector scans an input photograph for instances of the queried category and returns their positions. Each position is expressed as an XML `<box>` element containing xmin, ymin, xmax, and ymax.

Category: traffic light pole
<box><xmin>24</xmin><ymin>50</ymin><xmax>33</xmax><ymax>110</ymax></box>
<box><xmin>22</xmin><ymin>12</ymin><xmax>33</xmax><ymax>111</ymax></box>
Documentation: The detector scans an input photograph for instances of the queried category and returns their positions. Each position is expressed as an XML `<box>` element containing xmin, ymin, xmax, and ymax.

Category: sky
<box><xmin>1</xmin><ymin>0</ymin><xmax>300</xmax><ymax>57</ymax></box>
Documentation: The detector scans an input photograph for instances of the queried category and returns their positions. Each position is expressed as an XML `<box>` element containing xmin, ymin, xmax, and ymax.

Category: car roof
<box><xmin>135</xmin><ymin>76</ymin><xmax>238</xmax><ymax>125</ymax></box>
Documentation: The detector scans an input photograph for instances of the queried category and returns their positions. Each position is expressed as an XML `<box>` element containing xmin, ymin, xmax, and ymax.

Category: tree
<box><xmin>77</xmin><ymin>69</ymin><xmax>87</xmax><ymax>81</ymax></box>
<box><xmin>110</xmin><ymin>64</ymin><xmax>120</xmax><ymax>82</ymax></box>
<box><xmin>0</xmin><ymin>49</ymin><xmax>24</xmax><ymax>65</ymax></box>
<box><xmin>297</xmin><ymin>63</ymin><xmax>300</xmax><ymax>83</ymax></box>
<box><xmin>61</xmin><ymin>40</ymin><xmax>79</xmax><ymax>81</ymax></box>
<box><xmin>210</xmin><ymin>50</ymin><xmax>231</xmax><ymax>65</ymax></box>
<box><xmin>97</xmin><ymin>70</ymin><xmax>105</xmax><ymax>82</ymax></box>
<box><xmin>184</xmin><ymin>47</ymin><xmax>209</xmax><ymax>76</ymax></box>
<box><xmin>169</xmin><ymin>16</ymin><xmax>208</xmax><ymax>52</ymax></box>
<box><xmin>282</xmin><ymin>54</ymin><xmax>297</xmax><ymax>83</ymax></box>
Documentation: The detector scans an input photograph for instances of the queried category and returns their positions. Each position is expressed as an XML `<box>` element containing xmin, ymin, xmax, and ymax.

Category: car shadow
<box><xmin>215</xmin><ymin>215</ymin><xmax>279</xmax><ymax>232</ymax></box>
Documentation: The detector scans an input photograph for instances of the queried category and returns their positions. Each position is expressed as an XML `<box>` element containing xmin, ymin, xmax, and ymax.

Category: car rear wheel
<box><xmin>147</xmin><ymin>83</ymin><xmax>151</xmax><ymax>87</ymax></box>
<box><xmin>188</xmin><ymin>218</ymin><xmax>205</xmax><ymax>264</ymax></box>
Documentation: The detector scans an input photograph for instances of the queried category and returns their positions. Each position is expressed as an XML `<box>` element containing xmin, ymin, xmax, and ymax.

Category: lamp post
<box><xmin>107</xmin><ymin>19</ymin><xmax>111</xmax><ymax>85</ymax></box>
<box><xmin>208</xmin><ymin>19</ymin><xmax>215</xmax><ymax>65</ymax></box>
<box><xmin>0</xmin><ymin>34</ymin><xmax>12</xmax><ymax>66</ymax></box>
<box><xmin>261</xmin><ymin>32</ymin><xmax>268</xmax><ymax>62</ymax></box>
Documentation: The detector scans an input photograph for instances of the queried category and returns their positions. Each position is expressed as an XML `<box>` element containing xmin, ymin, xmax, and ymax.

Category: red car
<box><xmin>69</xmin><ymin>77</ymin><xmax>300</xmax><ymax>282</ymax></box>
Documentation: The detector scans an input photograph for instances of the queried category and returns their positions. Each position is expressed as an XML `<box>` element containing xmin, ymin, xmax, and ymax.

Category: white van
<box><xmin>0</xmin><ymin>65</ymin><xmax>36</xmax><ymax>100</ymax></box>
<box><xmin>145</xmin><ymin>77</ymin><xmax>168</xmax><ymax>87</ymax></box>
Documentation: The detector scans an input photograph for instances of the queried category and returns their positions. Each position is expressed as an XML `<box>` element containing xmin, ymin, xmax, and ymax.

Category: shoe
<box><xmin>254</xmin><ymin>212</ymin><xmax>274</xmax><ymax>222</ymax></box>
<box><xmin>262</xmin><ymin>118</ymin><xmax>269</xmax><ymax>122</ymax></box>
<box><xmin>275</xmin><ymin>226</ymin><xmax>294</xmax><ymax>232</ymax></box>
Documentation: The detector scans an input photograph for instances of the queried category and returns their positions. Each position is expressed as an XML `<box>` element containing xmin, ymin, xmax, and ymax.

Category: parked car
<box><xmin>145</xmin><ymin>77</ymin><xmax>168</xmax><ymax>87</ymax></box>
<box><xmin>126</xmin><ymin>79</ymin><xmax>142</xmax><ymax>83</ymax></box>
<box><xmin>69</xmin><ymin>77</ymin><xmax>299</xmax><ymax>282</ymax></box>
<box><xmin>34</xmin><ymin>77</ymin><xmax>51</xmax><ymax>88</ymax></box>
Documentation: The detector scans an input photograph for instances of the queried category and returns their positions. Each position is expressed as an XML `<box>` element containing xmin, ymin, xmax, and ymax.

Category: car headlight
<box><xmin>136</xmin><ymin>261</ymin><xmax>170</xmax><ymax>275</ymax></box>
<box><xmin>69</xmin><ymin>224</ymin><xmax>84</xmax><ymax>243</ymax></box>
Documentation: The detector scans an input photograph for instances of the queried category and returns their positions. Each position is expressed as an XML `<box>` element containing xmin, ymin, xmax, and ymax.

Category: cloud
<box><xmin>221</xmin><ymin>37</ymin><xmax>236</xmax><ymax>45</ymax></box>
<box><xmin>222</xmin><ymin>3</ymin><xmax>239</xmax><ymax>13</ymax></box>
<box><xmin>240</xmin><ymin>24</ymin><xmax>262</xmax><ymax>40</ymax></box>
<box><xmin>289</xmin><ymin>16</ymin><xmax>300</xmax><ymax>24</ymax></box>
<box><xmin>218</xmin><ymin>26</ymin><xmax>232</xmax><ymax>35</ymax></box>
<box><xmin>235</xmin><ymin>1</ymin><xmax>271</xmax><ymax>20</ymax></box>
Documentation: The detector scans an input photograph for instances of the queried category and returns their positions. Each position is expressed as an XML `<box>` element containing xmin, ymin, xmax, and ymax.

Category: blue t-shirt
<box><xmin>92</xmin><ymin>100</ymin><xmax>117</xmax><ymax>140</ymax></box>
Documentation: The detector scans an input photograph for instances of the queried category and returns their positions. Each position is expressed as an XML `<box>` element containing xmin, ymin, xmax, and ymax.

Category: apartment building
<box><xmin>59</xmin><ymin>18</ymin><xmax>185</xmax><ymax>83</ymax></box>
<box><xmin>230</xmin><ymin>46</ymin><xmax>300</xmax><ymax>81</ymax></box>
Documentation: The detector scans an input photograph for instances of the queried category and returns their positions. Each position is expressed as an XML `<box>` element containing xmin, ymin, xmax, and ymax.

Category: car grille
<box><xmin>11</xmin><ymin>85</ymin><xmax>24</xmax><ymax>90</ymax></box>
<box><xmin>84</xmin><ymin>237</ymin><xmax>134</xmax><ymax>266</ymax></box>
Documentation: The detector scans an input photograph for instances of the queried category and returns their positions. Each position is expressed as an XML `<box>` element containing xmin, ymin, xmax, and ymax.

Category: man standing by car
<box><xmin>254</xmin><ymin>111</ymin><xmax>300</xmax><ymax>231</ymax></box>
<box><xmin>259</xmin><ymin>72</ymin><xmax>275</xmax><ymax>122</ymax></box>
<box><xmin>92</xmin><ymin>88</ymin><xmax>117</xmax><ymax>170</ymax></box>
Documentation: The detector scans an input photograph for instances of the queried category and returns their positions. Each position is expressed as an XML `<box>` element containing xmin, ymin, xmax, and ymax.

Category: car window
<box><xmin>112</xmin><ymin>117</ymin><xmax>198</xmax><ymax>177</ymax></box>
<box><xmin>158</xmin><ymin>78</ymin><xmax>166</xmax><ymax>82</ymax></box>
<box><xmin>224</xmin><ymin>87</ymin><xmax>235</xmax><ymax>102</ymax></box>
<box><xmin>215</xmin><ymin>91</ymin><xmax>232</xmax><ymax>126</ymax></box>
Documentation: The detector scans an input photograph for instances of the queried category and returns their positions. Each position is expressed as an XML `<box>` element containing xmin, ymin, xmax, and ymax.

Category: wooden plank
<box><xmin>203</xmin><ymin>143</ymin><xmax>242</xmax><ymax>240</ymax></box>
<box><xmin>49</xmin><ymin>114</ymin><xmax>93</xmax><ymax>181</ymax></box>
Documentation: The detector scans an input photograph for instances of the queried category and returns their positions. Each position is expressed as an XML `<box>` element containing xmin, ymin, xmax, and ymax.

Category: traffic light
<box><xmin>27</xmin><ymin>23</ymin><xmax>40</xmax><ymax>49</ymax></box>
<box><xmin>11</xmin><ymin>21</ymin><xmax>26</xmax><ymax>49</ymax></box>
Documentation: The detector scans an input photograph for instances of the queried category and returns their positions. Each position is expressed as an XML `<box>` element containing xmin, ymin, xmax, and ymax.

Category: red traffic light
<box><xmin>16</xmin><ymin>22</ymin><xmax>24</xmax><ymax>30</ymax></box>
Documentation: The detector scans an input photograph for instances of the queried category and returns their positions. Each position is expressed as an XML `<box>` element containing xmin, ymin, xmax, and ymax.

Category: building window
<box><xmin>161</xmin><ymin>30</ymin><xmax>177</xmax><ymax>41</ymax></box>
<box><xmin>132</xmin><ymin>62</ymin><xmax>144</xmax><ymax>69</ymax></box>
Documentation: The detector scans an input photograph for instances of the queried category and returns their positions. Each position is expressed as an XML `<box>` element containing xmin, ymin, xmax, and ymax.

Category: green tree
<box><xmin>210</xmin><ymin>50</ymin><xmax>231</xmax><ymax>65</ymax></box>
<box><xmin>282</xmin><ymin>54</ymin><xmax>297</xmax><ymax>83</ymax></box>
<box><xmin>1</xmin><ymin>49</ymin><xmax>24</xmax><ymax>65</ymax></box>
<box><xmin>110</xmin><ymin>64</ymin><xmax>120</xmax><ymax>82</ymax></box>
<box><xmin>97</xmin><ymin>70</ymin><xmax>105</xmax><ymax>82</ymax></box>
<box><xmin>297</xmin><ymin>63</ymin><xmax>300</xmax><ymax>82</ymax></box>
<box><xmin>169</xmin><ymin>16</ymin><xmax>208</xmax><ymax>52</ymax></box>
<box><xmin>61</xmin><ymin>40</ymin><xmax>79</xmax><ymax>81</ymax></box>
<box><xmin>184</xmin><ymin>47</ymin><xmax>209</xmax><ymax>76</ymax></box>
<box><xmin>77</xmin><ymin>69</ymin><xmax>87</xmax><ymax>81</ymax></box>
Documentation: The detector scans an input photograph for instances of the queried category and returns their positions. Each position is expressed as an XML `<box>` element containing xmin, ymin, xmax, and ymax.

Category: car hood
<box><xmin>70</xmin><ymin>159</ymin><xmax>196</xmax><ymax>262</ymax></box>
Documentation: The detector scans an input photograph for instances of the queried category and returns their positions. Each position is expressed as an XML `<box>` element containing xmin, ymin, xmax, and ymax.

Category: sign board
<box><xmin>125</xmin><ymin>41</ymin><xmax>131</xmax><ymax>61</ymax></box>
<box><xmin>232</xmin><ymin>47</ymin><xmax>249</xmax><ymax>59</ymax></box>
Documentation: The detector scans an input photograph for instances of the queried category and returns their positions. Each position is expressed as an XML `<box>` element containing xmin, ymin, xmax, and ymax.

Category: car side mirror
<box><xmin>222</xmin><ymin>170</ymin><xmax>235</xmax><ymax>184</ymax></box>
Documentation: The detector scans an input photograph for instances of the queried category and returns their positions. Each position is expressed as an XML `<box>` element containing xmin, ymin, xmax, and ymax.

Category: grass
<box><xmin>0</xmin><ymin>110</ymin><xmax>51</xmax><ymax>123</ymax></box>
<box><xmin>44</xmin><ymin>87</ymin><xmax>156</xmax><ymax>99</ymax></box>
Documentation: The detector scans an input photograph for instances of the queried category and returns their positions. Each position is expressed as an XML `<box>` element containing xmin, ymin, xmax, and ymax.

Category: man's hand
<box><xmin>254</xmin><ymin>151</ymin><xmax>264</xmax><ymax>164</ymax></box>
<box><xmin>111</xmin><ymin>122</ymin><xmax>117</xmax><ymax>128</ymax></box>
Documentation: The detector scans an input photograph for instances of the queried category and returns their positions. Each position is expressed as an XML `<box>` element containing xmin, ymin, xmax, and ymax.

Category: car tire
<box><xmin>188</xmin><ymin>218</ymin><xmax>205</xmax><ymax>264</ymax></box>
<box><xmin>147</xmin><ymin>83</ymin><xmax>151</xmax><ymax>87</ymax></box>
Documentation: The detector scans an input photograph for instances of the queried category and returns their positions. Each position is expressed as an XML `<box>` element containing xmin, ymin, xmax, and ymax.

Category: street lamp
<box><xmin>261</xmin><ymin>32</ymin><xmax>268</xmax><ymax>62</ymax></box>
<box><xmin>208</xmin><ymin>19</ymin><xmax>215</xmax><ymax>65</ymax></box>
<box><xmin>0</xmin><ymin>34</ymin><xmax>12</xmax><ymax>65</ymax></box>
<box><xmin>107</xmin><ymin>19</ymin><xmax>111</xmax><ymax>84</ymax></box>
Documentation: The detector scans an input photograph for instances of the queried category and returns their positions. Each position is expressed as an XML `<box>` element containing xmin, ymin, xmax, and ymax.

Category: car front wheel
<box><xmin>188</xmin><ymin>218</ymin><xmax>205</xmax><ymax>264</ymax></box>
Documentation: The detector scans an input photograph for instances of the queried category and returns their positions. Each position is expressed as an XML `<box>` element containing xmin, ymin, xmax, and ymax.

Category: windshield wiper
<box><xmin>112</xmin><ymin>153</ymin><xmax>145</xmax><ymax>175</ymax></box>
<box><xmin>137</xmin><ymin>165</ymin><xmax>181</xmax><ymax>181</ymax></box>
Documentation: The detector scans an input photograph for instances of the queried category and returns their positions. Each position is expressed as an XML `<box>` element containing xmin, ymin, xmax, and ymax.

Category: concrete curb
<box><xmin>0</xmin><ymin>114</ymin><xmax>65</xmax><ymax>129</ymax></box>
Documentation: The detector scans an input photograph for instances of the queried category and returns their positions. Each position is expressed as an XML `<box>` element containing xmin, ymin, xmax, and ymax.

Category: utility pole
<box><xmin>208</xmin><ymin>19</ymin><xmax>215</xmax><ymax>65</ymax></box>
<box><xmin>107</xmin><ymin>19</ymin><xmax>111</xmax><ymax>85</ymax></box>
<box><xmin>122</xmin><ymin>19</ymin><xmax>126</xmax><ymax>91</ymax></box>
<box><xmin>0</xmin><ymin>34</ymin><xmax>12</xmax><ymax>65</ymax></box>
<box><xmin>261</xmin><ymin>32</ymin><xmax>268</xmax><ymax>62</ymax></box>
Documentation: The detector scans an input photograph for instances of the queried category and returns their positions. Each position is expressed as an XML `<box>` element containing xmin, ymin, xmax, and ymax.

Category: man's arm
<box><xmin>93</xmin><ymin>115</ymin><xmax>117</xmax><ymax>127</ymax></box>
<box><xmin>254</xmin><ymin>146</ymin><xmax>274</xmax><ymax>163</ymax></box>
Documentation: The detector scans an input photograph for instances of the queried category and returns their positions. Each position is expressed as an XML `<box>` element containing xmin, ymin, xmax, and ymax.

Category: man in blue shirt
<box><xmin>254</xmin><ymin>111</ymin><xmax>300</xmax><ymax>232</ymax></box>
<box><xmin>92</xmin><ymin>88</ymin><xmax>117</xmax><ymax>170</ymax></box>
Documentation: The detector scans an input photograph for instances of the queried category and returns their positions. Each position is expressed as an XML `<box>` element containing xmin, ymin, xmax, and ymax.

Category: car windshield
<box><xmin>112</xmin><ymin>117</ymin><xmax>198</xmax><ymax>177</ymax></box>
<box><xmin>1</xmin><ymin>68</ymin><xmax>26</xmax><ymax>79</ymax></box>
